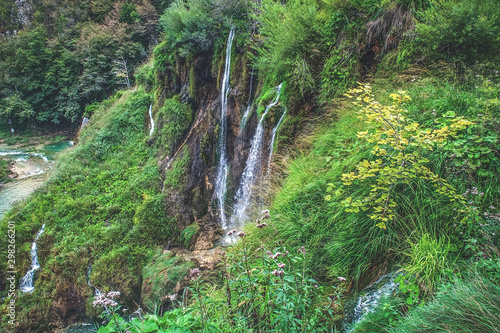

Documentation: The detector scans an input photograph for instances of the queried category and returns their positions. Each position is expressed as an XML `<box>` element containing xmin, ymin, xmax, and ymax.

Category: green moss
<box><xmin>180</xmin><ymin>223</ymin><xmax>200</xmax><ymax>249</ymax></box>
<box><xmin>163</xmin><ymin>147</ymin><xmax>191</xmax><ymax>191</ymax></box>
<box><xmin>155</xmin><ymin>96</ymin><xmax>193</xmax><ymax>156</ymax></box>
<box><xmin>188</xmin><ymin>63</ymin><xmax>196</xmax><ymax>98</ymax></box>
<box><xmin>141</xmin><ymin>250</ymin><xmax>194</xmax><ymax>309</ymax></box>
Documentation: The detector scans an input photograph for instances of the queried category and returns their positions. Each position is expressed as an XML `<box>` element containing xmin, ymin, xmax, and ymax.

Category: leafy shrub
<box><xmin>253</xmin><ymin>0</ymin><xmax>323</xmax><ymax>93</ymax></box>
<box><xmin>338</xmin><ymin>84</ymin><xmax>472</xmax><ymax>229</ymax></box>
<box><xmin>417</xmin><ymin>0</ymin><xmax>500</xmax><ymax>63</ymax></box>
<box><xmin>134</xmin><ymin>61</ymin><xmax>155</xmax><ymax>92</ymax></box>
<box><xmin>159</xmin><ymin>0</ymin><xmax>248</xmax><ymax>58</ymax></box>
<box><xmin>155</xmin><ymin>96</ymin><xmax>193</xmax><ymax>156</ymax></box>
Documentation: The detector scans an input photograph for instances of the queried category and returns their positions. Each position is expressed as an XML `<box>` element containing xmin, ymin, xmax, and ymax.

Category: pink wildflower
<box><xmin>338</xmin><ymin>277</ymin><xmax>346</xmax><ymax>282</ymax></box>
<box><xmin>271</xmin><ymin>269</ymin><xmax>284</xmax><ymax>277</ymax></box>
<box><xmin>190</xmin><ymin>268</ymin><xmax>201</xmax><ymax>279</ymax></box>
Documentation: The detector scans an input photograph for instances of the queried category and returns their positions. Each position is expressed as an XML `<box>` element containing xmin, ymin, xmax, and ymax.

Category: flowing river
<box><xmin>0</xmin><ymin>140</ymin><xmax>73</xmax><ymax>219</ymax></box>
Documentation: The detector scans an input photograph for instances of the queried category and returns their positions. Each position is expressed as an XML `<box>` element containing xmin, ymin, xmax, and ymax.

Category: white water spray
<box><xmin>214</xmin><ymin>27</ymin><xmax>235</xmax><ymax>228</ymax></box>
<box><xmin>148</xmin><ymin>104</ymin><xmax>155</xmax><ymax>136</ymax></box>
<box><xmin>80</xmin><ymin>117</ymin><xmax>89</xmax><ymax>130</ymax></box>
<box><xmin>343</xmin><ymin>272</ymin><xmax>401</xmax><ymax>332</ymax></box>
<box><xmin>230</xmin><ymin>84</ymin><xmax>283</xmax><ymax>228</ymax></box>
<box><xmin>19</xmin><ymin>224</ymin><xmax>45</xmax><ymax>293</ymax></box>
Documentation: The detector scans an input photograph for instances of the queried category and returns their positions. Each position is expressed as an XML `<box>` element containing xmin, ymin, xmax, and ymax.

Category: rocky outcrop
<box><xmin>156</xmin><ymin>45</ymin><xmax>259</xmax><ymax>232</ymax></box>
<box><xmin>11</xmin><ymin>0</ymin><xmax>34</xmax><ymax>26</ymax></box>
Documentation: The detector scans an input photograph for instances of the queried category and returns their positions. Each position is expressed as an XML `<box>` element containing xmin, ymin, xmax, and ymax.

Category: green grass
<box><xmin>0</xmin><ymin>89</ymin><xmax>180</xmax><ymax>331</ymax></box>
<box><xmin>391</xmin><ymin>269</ymin><xmax>500</xmax><ymax>333</ymax></box>
<box><xmin>246</xmin><ymin>71</ymin><xmax>500</xmax><ymax>292</ymax></box>
<box><xmin>0</xmin><ymin>159</ymin><xmax>10</xmax><ymax>182</ymax></box>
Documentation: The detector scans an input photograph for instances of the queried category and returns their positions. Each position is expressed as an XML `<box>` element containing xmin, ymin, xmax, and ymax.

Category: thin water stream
<box><xmin>214</xmin><ymin>27</ymin><xmax>236</xmax><ymax>229</ymax></box>
<box><xmin>227</xmin><ymin>84</ymin><xmax>283</xmax><ymax>238</ymax></box>
<box><xmin>1</xmin><ymin>140</ymin><xmax>73</xmax><ymax>293</ymax></box>
<box><xmin>342</xmin><ymin>271</ymin><xmax>401</xmax><ymax>332</ymax></box>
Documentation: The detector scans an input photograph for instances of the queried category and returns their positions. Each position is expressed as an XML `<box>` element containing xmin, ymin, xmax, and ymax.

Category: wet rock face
<box><xmin>191</xmin><ymin>215</ymin><xmax>224</xmax><ymax>251</ymax></box>
<box><xmin>158</xmin><ymin>47</ymin><xmax>257</xmax><ymax>231</ymax></box>
<box><xmin>49</xmin><ymin>284</ymin><xmax>86</xmax><ymax>329</ymax></box>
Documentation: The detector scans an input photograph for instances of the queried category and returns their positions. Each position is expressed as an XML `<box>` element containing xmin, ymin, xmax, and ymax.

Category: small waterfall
<box><xmin>80</xmin><ymin>117</ymin><xmax>89</xmax><ymax>130</ymax></box>
<box><xmin>230</xmin><ymin>84</ymin><xmax>283</xmax><ymax>228</ymax></box>
<box><xmin>267</xmin><ymin>109</ymin><xmax>286</xmax><ymax>175</ymax></box>
<box><xmin>148</xmin><ymin>104</ymin><xmax>155</xmax><ymax>136</ymax></box>
<box><xmin>214</xmin><ymin>27</ymin><xmax>236</xmax><ymax>229</ymax></box>
<box><xmin>19</xmin><ymin>224</ymin><xmax>45</xmax><ymax>293</ymax></box>
<box><xmin>86</xmin><ymin>265</ymin><xmax>101</xmax><ymax>296</ymax></box>
<box><xmin>240</xmin><ymin>66</ymin><xmax>255</xmax><ymax>130</ymax></box>
<box><xmin>342</xmin><ymin>272</ymin><xmax>401</xmax><ymax>332</ymax></box>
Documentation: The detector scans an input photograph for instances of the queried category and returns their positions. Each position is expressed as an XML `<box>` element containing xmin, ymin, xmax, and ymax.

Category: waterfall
<box><xmin>80</xmin><ymin>117</ymin><xmax>89</xmax><ymax>130</ymax></box>
<box><xmin>19</xmin><ymin>224</ymin><xmax>45</xmax><ymax>293</ymax></box>
<box><xmin>214</xmin><ymin>27</ymin><xmax>235</xmax><ymax>229</ymax></box>
<box><xmin>267</xmin><ymin>109</ymin><xmax>286</xmax><ymax>175</ymax></box>
<box><xmin>240</xmin><ymin>66</ymin><xmax>255</xmax><ymax>130</ymax></box>
<box><xmin>86</xmin><ymin>265</ymin><xmax>101</xmax><ymax>296</ymax></box>
<box><xmin>148</xmin><ymin>104</ymin><xmax>155</xmax><ymax>136</ymax></box>
<box><xmin>342</xmin><ymin>271</ymin><xmax>401</xmax><ymax>332</ymax></box>
<box><xmin>230</xmin><ymin>84</ymin><xmax>283</xmax><ymax>227</ymax></box>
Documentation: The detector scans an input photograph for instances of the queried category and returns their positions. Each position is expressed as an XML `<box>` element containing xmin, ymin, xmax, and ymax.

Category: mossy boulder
<box><xmin>180</xmin><ymin>223</ymin><xmax>200</xmax><ymax>249</ymax></box>
<box><xmin>140</xmin><ymin>250</ymin><xmax>194</xmax><ymax>310</ymax></box>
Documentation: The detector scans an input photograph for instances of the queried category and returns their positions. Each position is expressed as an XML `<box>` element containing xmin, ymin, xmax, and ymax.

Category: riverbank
<box><xmin>0</xmin><ymin>128</ymin><xmax>74</xmax><ymax>149</ymax></box>
<box><xmin>0</xmin><ymin>159</ymin><xmax>12</xmax><ymax>183</ymax></box>
<box><xmin>0</xmin><ymin>140</ymin><xmax>74</xmax><ymax>219</ymax></box>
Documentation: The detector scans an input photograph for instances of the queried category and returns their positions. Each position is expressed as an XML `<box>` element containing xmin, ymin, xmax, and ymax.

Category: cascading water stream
<box><xmin>80</xmin><ymin>117</ymin><xmax>89</xmax><ymax>130</ymax></box>
<box><xmin>214</xmin><ymin>27</ymin><xmax>235</xmax><ymax>229</ymax></box>
<box><xmin>267</xmin><ymin>109</ymin><xmax>286</xmax><ymax>175</ymax></box>
<box><xmin>240</xmin><ymin>66</ymin><xmax>255</xmax><ymax>130</ymax></box>
<box><xmin>148</xmin><ymin>104</ymin><xmax>155</xmax><ymax>136</ymax></box>
<box><xmin>86</xmin><ymin>265</ymin><xmax>101</xmax><ymax>296</ymax></box>
<box><xmin>229</xmin><ymin>84</ymin><xmax>283</xmax><ymax>231</ymax></box>
<box><xmin>342</xmin><ymin>271</ymin><xmax>401</xmax><ymax>332</ymax></box>
<box><xmin>19</xmin><ymin>224</ymin><xmax>45</xmax><ymax>293</ymax></box>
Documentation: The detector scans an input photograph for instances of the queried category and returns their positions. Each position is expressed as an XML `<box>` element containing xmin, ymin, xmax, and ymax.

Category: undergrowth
<box><xmin>0</xmin><ymin>89</ymin><xmax>179</xmax><ymax>331</ymax></box>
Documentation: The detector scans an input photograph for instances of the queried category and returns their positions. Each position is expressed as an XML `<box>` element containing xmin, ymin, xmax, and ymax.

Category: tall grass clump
<box><xmin>391</xmin><ymin>270</ymin><xmax>500</xmax><ymax>333</ymax></box>
<box><xmin>403</xmin><ymin>233</ymin><xmax>454</xmax><ymax>293</ymax></box>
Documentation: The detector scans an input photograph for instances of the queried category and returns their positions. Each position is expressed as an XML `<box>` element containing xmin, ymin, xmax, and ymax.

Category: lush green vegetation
<box><xmin>0</xmin><ymin>159</ymin><xmax>10</xmax><ymax>183</ymax></box>
<box><xmin>0</xmin><ymin>0</ymin><xmax>499</xmax><ymax>331</ymax></box>
<box><xmin>0</xmin><ymin>0</ymin><xmax>160</xmax><ymax>130</ymax></box>
<box><xmin>0</xmin><ymin>90</ymin><xmax>181</xmax><ymax>330</ymax></box>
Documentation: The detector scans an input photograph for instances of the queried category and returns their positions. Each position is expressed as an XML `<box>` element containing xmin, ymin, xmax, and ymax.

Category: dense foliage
<box><xmin>0</xmin><ymin>0</ymin><xmax>499</xmax><ymax>331</ymax></box>
<box><xmin>0</xmin><ymin>0</ymin><xmax>159</xmax><ymax>130</ymax></box>
<box><xmin>0</xmin><ymin>90</ymin><xmax>178</xmax><ymax>331</ymax></box>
